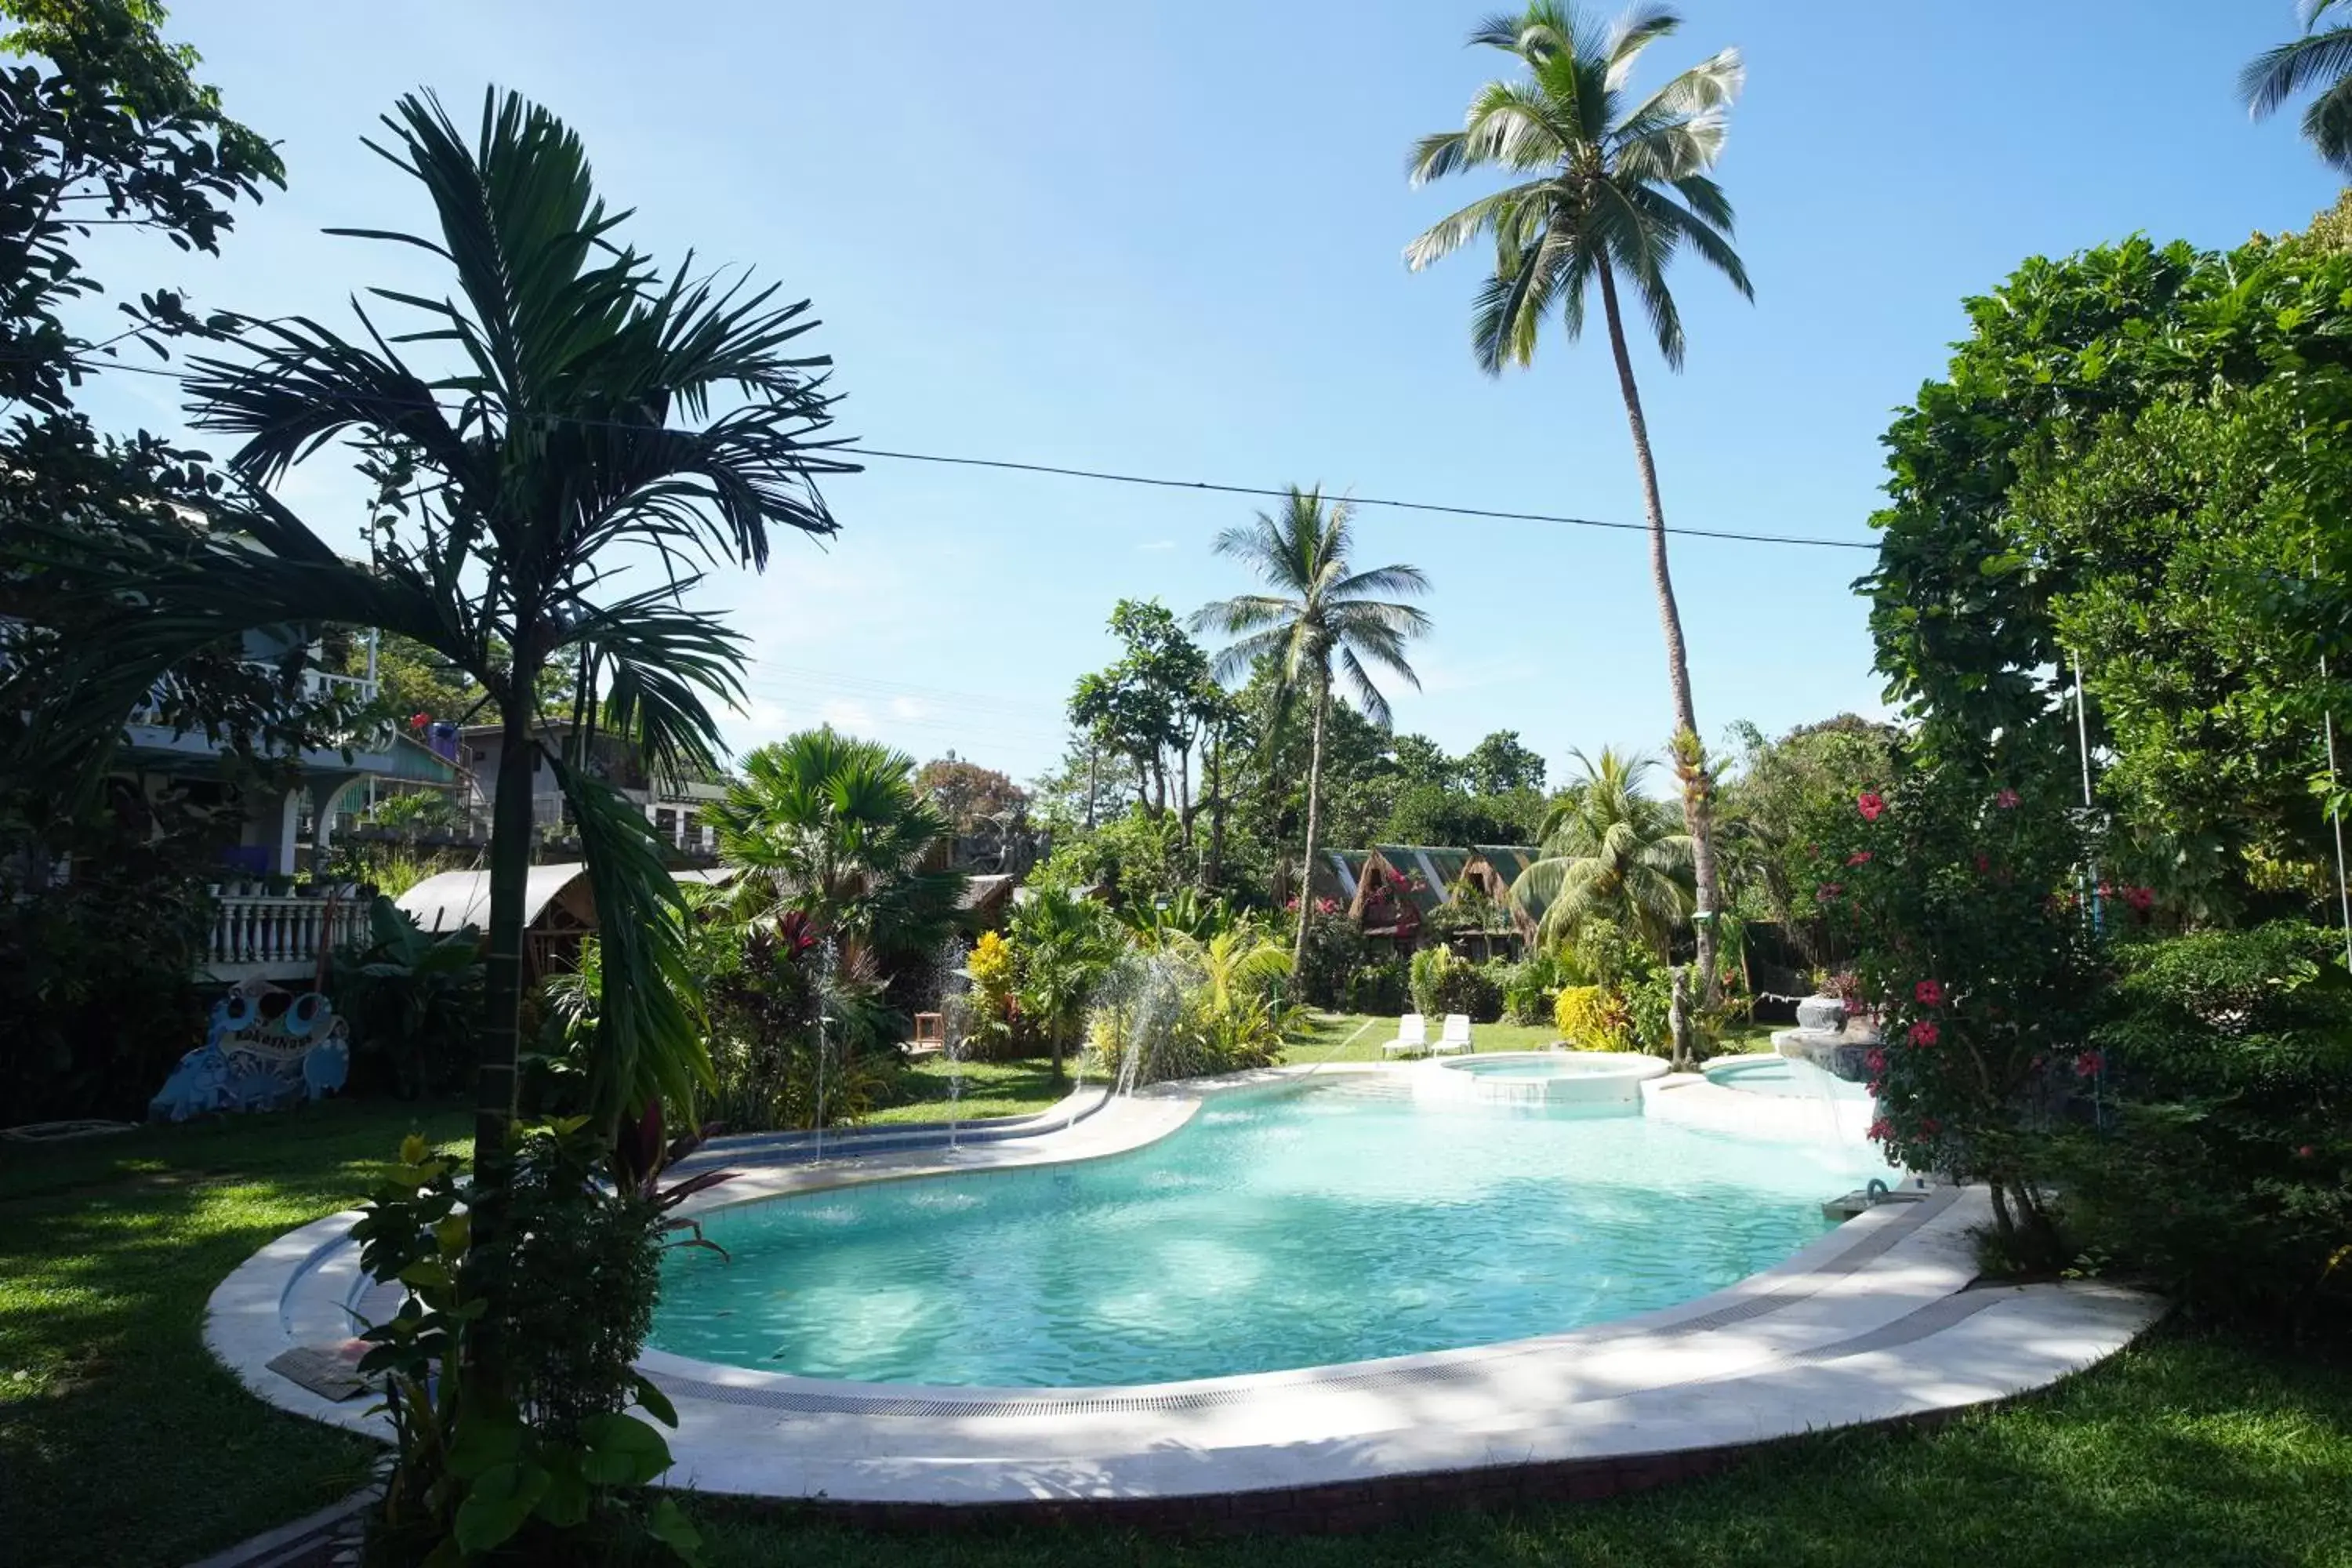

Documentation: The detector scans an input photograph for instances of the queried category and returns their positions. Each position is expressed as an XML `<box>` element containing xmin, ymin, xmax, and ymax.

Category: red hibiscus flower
<box><xmin>1846</xmin><ymin>850</ymin><xmax>1873</xmax><ymax>866</ymax></box>
<box><xmin>1994</xmin><ymin>788</ymin><xmax>2020</xmax><ymax>809</ymax></box>
<box><xmin>1914</xmin><ymin>979</ymin><xmax>1944</xmax><ymax>1007</ymax></box>
<box><xmin>1864</xmin><ymin>1048</ymin><xmax>1887</xmax><ymax>1074</ymax></box>
<box><xmin>1867</xmin><ymin>1117</ymin><xmax>1893</xmax><ymax>1142</ymax></box>
<box><xmin>1920</xmin><ymin>1116</ymin><xmax>1940</xmax><ymax>1134</ymax></box>
<box><xmin>1857</xmin><ymin>791</ymin><xmax>1886</xmax><ymax>822</ymax></box>
<box><xmin>2074</xmin><ymin>1051</ymin><xmax>2104</xmax><ymax>1077</ymax></box>
<box><xmin>1907</xmin><ymin>1019</ymin><xmax>1940</xmax><ymax>1047</ymax></box>
<box><xmin>2123</xmin><ymin>886</ymin><xmax>2154</xmax><ymax>913</ymax></box>
<box><xmin>1816</xmin><ymin>881</ymin><xmax>1843</xmax><ymax>902</ymax></box>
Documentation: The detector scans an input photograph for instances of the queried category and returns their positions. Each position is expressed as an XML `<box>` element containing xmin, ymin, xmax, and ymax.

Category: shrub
<box><xmin>1293</xmin><ymin>908</ymin><xmax>1362</xmax><ymax>1007</ymax></box>
<box><xmin>1625</xmin><ymin>969</ymin><xmax>1676</xmax><ymax>1056</ymax></box>
<box><xmin>1409</xmin><ymin>945</ymin><xmax>1501</xmax><ymax>1022</ymax></box>
<box><xmin>1556</xmin><ymin>984</ymin><xmax>1632</xmax><ymax>1051</ymax></box>
<box><xmin>957</xmin><ymin>928</ymin><xmax>1023</xmax><ymax>1060</ymax></box>
<box><xmin>331</xmin><ymin>896</ymin><xmax>483</xmax><ymax>1098</ymax></box>
<box><xmin>351</xmin><ymin>1123</ymin><xmax>697</xmax><ymax>1564</ymax></box>
<box><xmin>2049</xmin><ymin>923</ymin><xmax>2352</xmax><ymax>1338</ymax></box>
<box><xmin>1089</xmin><ymin>925</ymin><xmax>1298</xmax><ymax>1085</ymax></box>
<box><xmin>699</xmin><ymin>916</ymin><xmax>903</xmax><ymax>1130</ymax></box>
<box><xmin>1500</xmin><ymin>949</ymin><xmax>1577</xmax><ymax>1026</ymax></box>
<box><xmin>1344</xmin><ymin>957</ymin><xmax>1409</xmax><ymax>1016</ymax></box>
<box><xmin>1811</xmin><ymin>767</ymin><xmax>2111</xmax><ymax>1264</ymax></box>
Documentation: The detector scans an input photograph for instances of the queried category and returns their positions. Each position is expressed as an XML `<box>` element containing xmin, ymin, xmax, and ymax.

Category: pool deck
<box><xmin>206</xmin><ymin>1061</ymin><xmax>2162</xmax><ymax>1524</ymax></box>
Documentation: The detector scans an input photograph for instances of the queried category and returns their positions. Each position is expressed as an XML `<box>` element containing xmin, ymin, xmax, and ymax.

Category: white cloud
<box><xmin>887</xmin><ymin>695</ymin><xmax>928</xmax><ymax>720</ymax></box>
<box><xmin>819</xmin><ymin>699</ymin><xmax>875</xmax><ymax>731</ymax></box>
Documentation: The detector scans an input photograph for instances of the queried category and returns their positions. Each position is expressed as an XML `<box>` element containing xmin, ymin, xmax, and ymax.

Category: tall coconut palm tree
<box><xmin>1191</xmin><ymin>488</ymin><xmax>1431</xmax><ymax>969</ymax></box>
<box><xmin>5</xmin><ymin>89</ymin><xmax>850</xmax><ymax>1363</ymax></box>
<box><xmin>1511</xmin><ymin>746</ymin><xmax>1693</xmax><ymax>956</ymax></box>
<box><xmin>1404</xmin><ymin>0</ymin><xmax>1748</xmax><ymax>1004</ymax></box>
<box><xmin>712</xmin><ymin>728</ymin><xmax>962</xmax><ymax>975</ymax></box>
<box><xmin>2241</xmin><ymin>2</ymin><xmax>2352</xmax><ymax>170</ymax></box>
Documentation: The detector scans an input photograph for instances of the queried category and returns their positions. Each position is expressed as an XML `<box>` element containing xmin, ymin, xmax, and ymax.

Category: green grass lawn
<box><xmin>0</xmin><ymin>1099</ymin><xmax>468</xmax><ymax>1568</ymax></box>
<box><xmin>13</xmin><ymin>1086</ymin><xmax>2349</xmax><ymax>1568</ymax></box>
<box><xmin>866</xmin><ymin>1055</ymin><xmax>1069</xmax><ymax>1125</ymax></box>
<box><xmin>692</xmin><ymin>1327</ymin><xmax>2352</xmax><ymax>1568</ymax></box>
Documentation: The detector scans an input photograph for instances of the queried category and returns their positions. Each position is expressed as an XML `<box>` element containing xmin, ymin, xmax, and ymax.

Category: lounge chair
<box><xmin>1431</xmin><ymin>1014</ymin><xmax>1474</xmax><ymax>1055</ymax></box>
<box><xmin>1380</xmin><ymin>1013</ymin><xmax>1429</xmax><ymax>1057</ymax></box>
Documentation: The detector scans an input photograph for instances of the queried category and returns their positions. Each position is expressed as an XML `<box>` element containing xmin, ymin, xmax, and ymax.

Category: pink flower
<box><xmin>2297</xmin><ymin>1145</ymin><xmax>2316</xmax><ymax>1160</ymax></box>
<box><xmin>1867</xmin><ymin>1117</ymin><xmax>1893</xmax><ymax>1142</ymax></box>
<box><xmin>1857</xmin><ymin>791</ymin><xmax>1886</xmax><ymax>822</ymax></box>
<box><xmin>1816</xmin><ymin>881</ymin><xmax>1843</xmax><ymax>902</ymax></box>
<box><xmin>2123</xmin><ymin>886</ymin><xmax>2154</xmax><ymax>913</ymax></box>
<box><xmin>2074</xmin><ymin>1051</ymin><xmax>2103</xmax><ymax>1078</ymax></box>
<box><xmin>1314</xmin><ymin>897</ymin><xmax>1340</xmax><ymax>916</ymax></box>
<box><xmin>1907</xmin><ymin>1019</ymin><xmax>1940</xmax><ymax>1047</ymax></box>
<box><xmin>1994</xmin><ymin>788</ymin><xmax>2020</xmax><ymax>809</ymax></box>
<box><xmin>1914</xmin><ymin>979</ymin><xmax>1944</xmax><ymax>1007</ymax></box>
<box><xmin>1846</xmin><ymin>850</ymin><xmax>1873</xmax><ymax>866</ymax></box>
<box><xmin>1973</xmin><ymin>851</ymin><xmax>1991</xmax><ymax>875</ymax></box>
<box><xmin>1864</xmin><ymin>1048</ymin><xmax>1887</xmax><ymax>1074</ymax></box>
<box><xmin>1284</xmin><ymin>896</ymin><xmax>1300</xmax><ymax>912</ymax></box>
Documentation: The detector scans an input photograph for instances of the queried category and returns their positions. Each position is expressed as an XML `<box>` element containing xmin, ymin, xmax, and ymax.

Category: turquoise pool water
<box><xmin>650</xmin><ymin>1076</ymin><xmax>1899</xmax><ymax>1387</ymax></box>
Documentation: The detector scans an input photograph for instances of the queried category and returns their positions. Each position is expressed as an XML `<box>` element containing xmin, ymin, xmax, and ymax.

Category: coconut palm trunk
<box><xmin>1294</xmin><ymin>675</ymin><xmax>1330</xmax><ymax>971</ymax></box>
<box><xmin>1595</xmin><ymin>257</ymin><xmax>1722</xmax><ymax>1004</ymax></box>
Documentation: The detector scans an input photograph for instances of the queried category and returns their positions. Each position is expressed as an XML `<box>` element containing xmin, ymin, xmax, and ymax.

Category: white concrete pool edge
<box><xmin>205</xmin><ymin>1062</ymin><xmax>2166</xmax><ymax>1505</ymax></box>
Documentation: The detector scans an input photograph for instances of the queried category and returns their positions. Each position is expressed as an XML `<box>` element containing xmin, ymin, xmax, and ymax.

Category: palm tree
<box><xmin>712</xmin><ymin>728</ymin><xmax>962</xmax><ymax>975</ymax></box>
<box><xmin>1512</xmin><ymin>747</ymin><xmax>1693</xmax><ymax>956</ymax></box>
<box><xmin>1404</xmin><ymin>1</ymin><xmax>1748</xmax><ymax>1004</ymax></box>
<box><xmin>1190</xmin><ymin>488</ymin><xmax>1431</xmax><ymax>969</ymax></box>
<box><xmin>1010</xmin><ymin>883</ymin><xmax>1122</xmax><ymax>1083</ymax></box>
<box><xmin>7</xmin><ymin>89</ymin><xmax>848</xmax><ymax>1359</ymax></box>
<box><xmin>2241</xmin><ymin>2</ymin><xmax>2352</xmax><ymax>169</ymax></box>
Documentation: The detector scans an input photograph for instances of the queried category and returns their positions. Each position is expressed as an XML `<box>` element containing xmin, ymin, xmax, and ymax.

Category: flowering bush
<box><xmin>1555</xmin><ymin>984</ymin><xmax>1632</xmax><ymax>1051</ymax></box>
<box><xmin>1809</xmin><ymin>768</ymin><xmax>2112</xmax><ymax>1260</ymax></box>
<box><xmin>1409</xmin><ymin>944</ymin><xmax>1502</xmax><ymax>1022</ymax></box>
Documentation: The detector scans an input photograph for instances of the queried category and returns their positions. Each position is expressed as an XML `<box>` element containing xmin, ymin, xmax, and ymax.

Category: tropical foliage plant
<box><xmin>1405</xmin><ymin>0</ymin><xmax>1750</xmax><ymax>1001</ymax></box>
<box><xmin>713</xmin><ymin>728</ymin><xmax>961</xmax><ymax>989</ymax></box>
<box><xmin>1009</xmin><ymin>884</ymin><xmax>1123</xmax><ymax>1082</ymax></box>
<box><xmin>331</xmin><ymin>895</ymin><xmax>483</xmax><ymax>1099</ymax></box>
<box><xmin>1512</xmin><ymin>748</ymin><xmax>1693</xmax><ymax>955</ymax></box>
<box><xmin>1192</xmin><ymin>487</ymin><xmax>1430</xmax><ymax>969</ymax></box>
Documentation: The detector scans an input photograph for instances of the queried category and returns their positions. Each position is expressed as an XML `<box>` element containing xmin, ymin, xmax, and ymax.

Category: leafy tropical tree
<box><xmin>2241</xmin><ymin>1</ymin><xmax>2352</xmax><ymax>170</ymax></box>
<box><xmin>1010</xmin><ymin>883</ymin><xmax>1122</xmax><ymax>1083</ymax></box>
<box><xmin>6</xmin><ymin>89</ymin><xmax>849</xmax><ymax>1369</ymax></box>
<box><xmin>713</xmin><ymin>728</ymin><xmax>961</xmax><ymax>976</ymax></box>
<box><xmin>1192</xmin><ymin>486</ymin><xmax>1431</xmax><ymax>967</ymax></box>
<box><xmin>1512</xmin><ymin>747</ymin><xmax>1693</xmax><ymax>956</ymax></box>
<box><xmin>1405</xmin><ymin>0</ymin><xmax>1749</xmax><ymax>1002</ymax></box>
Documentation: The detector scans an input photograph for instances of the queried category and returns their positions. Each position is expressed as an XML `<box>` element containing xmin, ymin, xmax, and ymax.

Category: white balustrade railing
<box><xmin>208</xmin><ymin>894</ymin><xmax>372</xmax><ymax>976</ymax></box>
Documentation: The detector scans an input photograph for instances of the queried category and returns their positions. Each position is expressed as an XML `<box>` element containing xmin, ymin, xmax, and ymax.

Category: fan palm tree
<box><xmin>2242</xmin><ymin>2</ymin><xmax>2352</xmax><ymax>169</ymax></box>
<box><xmin>5</xmin><ymin>89</ymin><xmax>850</xmax><ymax>1352</ymax></box>
<box><xmin>1404</xmin><ymin>1</ymin><xmax>1748</xmax><ymax>1003</ymax></box>
<box><xmin>712</xmin><ymin>728</ymin><xmax>962</xmax><ymax>975</ymax></box>
<box><xmin>1190</xmin><ymin>488</ymin><xmax>1431</xmax><ymax>969</ymax></box>
<box><xmin>1511</xmin><ymin>747</ymin><xmax>1693</xmax><ymax>956</ymax></box>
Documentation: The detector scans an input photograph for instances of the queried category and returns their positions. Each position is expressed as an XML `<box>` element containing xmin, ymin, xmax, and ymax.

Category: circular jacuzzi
<box><xmin>1704</xmin><ymin>1054</ymin><xmax>1872</xmax><ymax>1102</ymax></box>
<box><xmin>1414</xmin><ymin>1049</ymin><xmax>1668</xmax><ymax>1107</ymax></box>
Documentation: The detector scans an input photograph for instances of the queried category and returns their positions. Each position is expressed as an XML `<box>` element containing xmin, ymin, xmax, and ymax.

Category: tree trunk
<box><xmin>466</xmin><ymin>691</ymin><xmax>536</xmax><ymax>1379</ymax></box>
<box><xmin>1293</xmin><ymin>677</ymin><xmax>1330</xmax><ymax>973</ymax></box>
<box><xmin>1050</xmin><ymin>1015</ymin><xmax>1067</xmax><ymax>1085</ymax></box>
<box><xmin>1207</xmin><ymin>727</ymin><xmax>1227</xmax><ymax>889</ymax></box>
<box><xmin>1084</xmin><ymin>745</ymin><xmax>1098</xmax><ymax>829</ymax></box>
<box><xmin>1595</xmin><ymin>257</ymin><xmax>1722</xmax><ymax>1007</ymax></box>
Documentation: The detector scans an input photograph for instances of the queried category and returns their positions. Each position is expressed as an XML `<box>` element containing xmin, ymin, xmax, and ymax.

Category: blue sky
<box><xmin>71</xmin><ymin>2</ymin><xmax>2347</xmax><ymax>786</ymax></box>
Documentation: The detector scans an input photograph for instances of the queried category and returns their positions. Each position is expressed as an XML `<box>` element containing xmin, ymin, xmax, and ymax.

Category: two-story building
<box><xmin>456</xmin><ymin>719</ymin><xmax>727</xmax><ymax>859</ymax></box>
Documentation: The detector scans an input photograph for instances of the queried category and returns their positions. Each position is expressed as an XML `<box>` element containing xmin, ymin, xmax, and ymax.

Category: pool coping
<box><xmin>205</xmin><ymin>1060</ymin><xmax>2164</xmax><ymax>1512</ymax></box>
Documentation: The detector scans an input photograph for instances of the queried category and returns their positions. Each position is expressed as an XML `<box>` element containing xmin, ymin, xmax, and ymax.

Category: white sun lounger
<box><xmin>1379</xmin><ymin>1013</ymin><xmax>1428</xmax><ymax>1057</ymax></box>
<box><xmin>1431</xmin><ymin>1013</ymin><xmax>1474</xmax><ymax>1054</ymax></box>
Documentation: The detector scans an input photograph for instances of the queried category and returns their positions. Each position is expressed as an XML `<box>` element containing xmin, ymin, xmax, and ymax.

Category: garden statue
<box><xmin>147</xmin><ymin>980</ymin><xmax>350</xmax><ymax>1122</ymax></box>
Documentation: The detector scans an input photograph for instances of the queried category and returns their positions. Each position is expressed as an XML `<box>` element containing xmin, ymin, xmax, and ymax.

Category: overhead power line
<box><xmin>58</xmin><ymin>355</ymin><xmax>1878</xmax><ymax>553</ymax></box>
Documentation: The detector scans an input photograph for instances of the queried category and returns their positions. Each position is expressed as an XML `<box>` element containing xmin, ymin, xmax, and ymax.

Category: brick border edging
<box><xmin>681</xmin><ymin>1403</ymin><xmax>1987</xmax><ymax>1538</ymax></box>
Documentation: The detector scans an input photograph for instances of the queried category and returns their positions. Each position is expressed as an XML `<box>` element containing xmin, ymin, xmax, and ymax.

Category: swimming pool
<box><xmin>1705</xmin><ymin>1054</ymin><xmax>1874</xmax><ymax>1100</ymax></box>
<box><xmin>650</xmin><ymin>1075</ymin><xmax>1899</xmax><ymax>1387</ymax></box>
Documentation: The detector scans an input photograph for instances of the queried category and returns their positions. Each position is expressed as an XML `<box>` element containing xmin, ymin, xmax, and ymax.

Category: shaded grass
<box><xmin>691</xmin><ymin>1327</ymin><xmax>2352</xmax><ymax>1568</ymax></box>
<box><xmin>0</xmin><ymin>1099</ymin><xmax>466</xmax><ymax>1568</ymax></box>
<box><xmin>866</xmin><ymin>1057</ymin><xmax>1069</xmax><ymax>1125</ymax></box>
